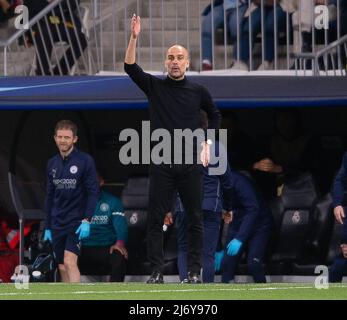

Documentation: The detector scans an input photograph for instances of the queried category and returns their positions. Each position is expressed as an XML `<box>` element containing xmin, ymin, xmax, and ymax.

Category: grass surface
<box><xmin>0</xmin><ymin>283</ymin><xmax>347</xmax><ymax>300</ymax></box>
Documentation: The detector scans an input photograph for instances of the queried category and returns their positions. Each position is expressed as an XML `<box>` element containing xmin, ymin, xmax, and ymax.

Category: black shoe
<box><xmin>187</xmin><ymin>272</ymin><xmax>201</xmax><ymax>284</ymax></box>
<box><xmin>180</xmin><ymin>278</ymin><xmax>189</xmax><ymax>284</ymax></box>
<box><xmin>147</xmin><ymin>271</ymin><xmax>164</xmax><ymax>284</ymax></box>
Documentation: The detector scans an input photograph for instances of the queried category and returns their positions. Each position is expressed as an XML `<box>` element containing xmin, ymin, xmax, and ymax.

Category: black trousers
<box><xmin>33</xmin><ymin>15</ymin><xmax>87</xmax><ymax>75</ymax></box>
<box><xmin>78</xmin><ymin>246</ymin><xmax>126</xmax><ymax>282</ymax></box>
<box><xmin>147</xmin><ymin>163</ymin><xmax>203</xmax><ymax>274</ymax></box>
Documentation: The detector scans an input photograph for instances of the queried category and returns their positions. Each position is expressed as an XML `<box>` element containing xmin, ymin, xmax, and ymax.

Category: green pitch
<box><xmin>0</xmin><ymin>283</ymin><xmax>347</xmax><ymax>300</ymax></box>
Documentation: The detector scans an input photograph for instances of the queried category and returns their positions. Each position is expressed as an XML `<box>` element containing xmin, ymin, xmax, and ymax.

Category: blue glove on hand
<box><xmin>227</xmin><ymin>238</ymin><xmax>242</xmax><ymax>256</ymax></box>
<box><xmin>75</xmin><ymin>220</ymin><xmax>90</xmax><ymax>240</ymax></box>
<box><xmin>214</xmin><ymin>251</ymin><xmax>224</xmax><ymax>272</ymax></box>
<box><xmin>43</xmin><ymin>229</ymin><xmax>52</xmax><ymax>242</ymax></box>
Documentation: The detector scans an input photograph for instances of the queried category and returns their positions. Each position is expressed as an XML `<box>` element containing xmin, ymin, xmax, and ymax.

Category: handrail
<box><xmin>293</xmin><ymin>32</ymin><xmax>347</xmax><ymax>76</ymax></box>
<box><xmin>0</xmin><ymin>0</ymin><xmax>64</xmax><ymax>48</ymax></box>
<box><xmin>294</xmin><ymin>34</ymin><xmax>347</xmax><ymax>60</ymax></box>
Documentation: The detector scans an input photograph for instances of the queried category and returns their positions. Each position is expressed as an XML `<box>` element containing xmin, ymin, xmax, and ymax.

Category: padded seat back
<box><xmin>121</xmin><ymin>176</ymin><xmax>149</xmax><ymax>275</ymax></box>
<box><xmin>270</xmin><ymin>173</ymin><xmax>319</xmax><ymax>261</ymax></box>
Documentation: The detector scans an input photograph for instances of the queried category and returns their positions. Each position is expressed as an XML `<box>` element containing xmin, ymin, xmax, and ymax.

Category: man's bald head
<box><xmin>165</xmin><ymin>45</ymin><xmax>190</xmax><ymax>80</ymax></box>
<box><xmin>166</xmin><ymin>45</ymin><xmax>189</xmax><ymax>59</ymax></box>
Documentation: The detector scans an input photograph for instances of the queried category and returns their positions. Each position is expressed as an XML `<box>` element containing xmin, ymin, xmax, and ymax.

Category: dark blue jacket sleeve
<box><xmin>212</xmin><ymin>141</ymin><xmax>233</xmax><ymax>210</ymax></box>
<box><xmin>111</xmin><ymin>198</ymin><xmax>128</xmax><ymax>244</ymax></box>
<box><xmin>232</xmin><ymin>176</ymin><xmax>260</xmax><ymax>243</ymax></box>
<box><xmin>44</xmin><ymin>162</ymin><xmax>54</xmax><ymax>229</ymax></box>
<box><xmin>219</xmin><ymin>163</ymin><xmax>234</xmax><ymax>211</ymax></box>
<box><xmin>332</xmin><ymin>152</ymin><xmax>347</xmax><ymax>208</ymax></box>
<box><xmin>83</xmin><ymin>156</ymin><xmax>99</xmax><ymax>220</ymax></box>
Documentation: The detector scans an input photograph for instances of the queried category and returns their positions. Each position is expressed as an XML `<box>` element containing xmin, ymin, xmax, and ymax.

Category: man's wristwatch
<box><xmin>201</xmin><ymin>139</ymin><xmax>212</xmax><ymax>146</ymax></box>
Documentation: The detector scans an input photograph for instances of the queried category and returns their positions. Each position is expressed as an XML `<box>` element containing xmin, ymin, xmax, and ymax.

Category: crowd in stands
<box><xmin>1</xmin><ymin>0</ymin><xmax>347</xmax><ymax>72</ymax></box>
<box><xmin>201</xmin><ymin>0</ymin><xmax>347</xmax><ymax>71</ymax></box>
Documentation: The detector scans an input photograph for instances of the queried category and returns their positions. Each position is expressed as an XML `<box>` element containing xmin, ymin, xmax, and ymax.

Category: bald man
<box><xmin>124</xmin><ymin>15</ymin><xmax>221</xmax><ymax>284</ymax></box>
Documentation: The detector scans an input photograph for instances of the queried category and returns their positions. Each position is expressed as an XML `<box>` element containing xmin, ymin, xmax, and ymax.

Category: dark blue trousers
<box><xmin>176</xmin><ymin>210</ymin><xmax>221</xmax><ymax>282</ymax></box>
<box><xmin>329</xmin><ymin>254</ymin><xmax>347</xmax><ymax>282</ymax></box>
<box><xmin>329</xmin><ymin>221</ymin><xmax>347</xmax><ymax>282</ymax></box>
<box><xmin>221</xmin><ymin>219</ymin><xmax>272</xmax><ymax>283</ymax></box>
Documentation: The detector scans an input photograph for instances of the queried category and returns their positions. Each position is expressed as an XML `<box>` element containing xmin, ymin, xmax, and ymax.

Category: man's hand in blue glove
<box><xmin>43</xmin><ymin>229</ymin><xmax>52</xmax><ymax>242</ymax></box>
<box><xmin>226</xmin><ymin>238</ymin><xmax>242</xmax><ymax>256</ymax></box>
<box><xmin>75</xmin><ymin>220</ymin><xmax>90</xmax><ymax>240</ymax></box>
<box><xmin>214</xmin><ymin>251</ymin><xmax>224</xmax><ymax>272</ymax></box>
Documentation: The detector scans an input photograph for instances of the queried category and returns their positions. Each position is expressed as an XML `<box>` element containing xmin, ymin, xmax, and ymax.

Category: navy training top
<box><xmin>44</xmin><ymin>148</ymin><xmax>99</xmax><ymax>231</ymax></box>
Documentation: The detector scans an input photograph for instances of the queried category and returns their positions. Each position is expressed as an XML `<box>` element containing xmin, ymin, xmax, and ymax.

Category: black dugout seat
<box><xmin>268</xmin><ymin>173</ymin><xmax>319</xmax><ymax>274</ymax></box>
<box><xmin>121</xmin><ymin>176</ymin><xmax>178</xmax><ymax>275</ymax></box>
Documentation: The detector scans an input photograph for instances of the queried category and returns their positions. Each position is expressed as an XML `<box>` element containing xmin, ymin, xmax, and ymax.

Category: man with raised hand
<box><xmin>124</xmin><ymin>14</ymin><xmax>221</xmax><ymax>284</ymax></box>
<box><xmin>43</xmin><ymin>120</ymin><xmax>99</xmax><ymax>282</ymax></box>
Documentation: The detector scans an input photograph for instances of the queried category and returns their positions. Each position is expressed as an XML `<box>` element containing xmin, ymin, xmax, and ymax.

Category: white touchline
<box><xmin>2</xmin><ymin>284</ymin><xmax>347</xmax><ymax>297</ymax></box>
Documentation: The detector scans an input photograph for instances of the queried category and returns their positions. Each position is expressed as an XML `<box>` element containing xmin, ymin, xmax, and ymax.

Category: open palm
<box><xmin>132</xmin><ymin>15</ymin><xmax>141</xmax><ymax>38</ymax></box>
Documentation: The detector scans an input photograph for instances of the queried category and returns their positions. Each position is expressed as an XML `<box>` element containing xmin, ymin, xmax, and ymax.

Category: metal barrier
<box><xmin>294</xmin><ymin>33</ymin><xmax>347</xmax><ymax>76</ymax></box>
<box><xmin>0</xmin><ymin>0</ymin><xmax>93</xmax><ymax>76</ymax></box>
<box><xmin>80</xmin><ymin>0</ymin><xmax>347</xmax><ymax>74</ymax></box>
<box><xmin>1</xmin><ymin>0</ymin><xmax>346</xmax><ymax>75</ymax></box>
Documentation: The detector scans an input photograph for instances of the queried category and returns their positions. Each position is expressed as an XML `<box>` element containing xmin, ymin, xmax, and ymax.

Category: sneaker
<box><xmin>257</xmin><ymin>60</ymin><xmax>274</xmax><ymax>71</ymax></box>
<box><xmin>187</xmin><ymin>271</ymin><xmax>201</xmax><ymax>284</ymax></box>
<box><xmin>146</xmin><ymin>271</ymin><xmax>164</xmax><ymax>284</ymax></box>
<box><xmin>180</xmin><ymin>278</ymin><xmax>189</xmax><ymax>284</ymax></box>
<box><xmin>202</xmin><ymin>60</ymin><xmax>212</xmax><ymax>71</ymax></box>
<box><xmin>230</xmin><ymin>60</ymin><xmax>248</xmax><ymax>71</ymax></box>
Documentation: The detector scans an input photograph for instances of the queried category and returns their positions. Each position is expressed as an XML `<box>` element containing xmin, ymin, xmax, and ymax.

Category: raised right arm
<box><xmin>124</xmin><ymin>14</ymin><xmax>141</xmax><ymax>64</ymax></box>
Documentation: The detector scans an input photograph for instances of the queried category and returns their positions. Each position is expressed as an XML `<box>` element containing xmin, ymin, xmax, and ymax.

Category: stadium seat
<box><xmin>292</xmin><ymin>194</ymin><xmax>335</xmax><ymax>275</ymax></box>
<box><xmin>269</xmin><ymin>173</ymin><xmax>319</xmax><ymax>273</ymax></box>
<box><xmin>122</xmin><ymin>176</ymin><xmax>179</xmax><ymax>275</ymax></box>
<box><xmin>121</xmin><ymin>176</ymin><xmax>150</xmax><ymax>275</ymax></box>
<box><xmin>308</xmin><ymin>194</ymin><xmax>335</xmax><ymax>262</ymax></box>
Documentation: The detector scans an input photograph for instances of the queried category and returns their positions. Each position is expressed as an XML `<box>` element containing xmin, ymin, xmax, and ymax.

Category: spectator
<box><xmin>78</xmin><ymin>171</ymin><xmax>128</xmax><ymax>282</ymax></box>
<box><xmin>43</xmin><ymin>120</ymin><xmax>99</xmax><ymax>283</ymax></box>
<box><xmin>216</xmin><ymin>171</ymin><xmax>273</xmax><ymax>283</ymax></box>
<box><xmin>283</xmin><ymin>0</ymin><xmax>346</xmax><ymax>69</ymax></box>
<box><xmin>252</xmin><ymin>108</ymin><xmax>315</xmax><ymax>200</ymax></box>
<box><xmin>231</xmin><ymin>0</ymin><xmax>287</xmax><ymax>71</ymax></box>
<box><xmin>24</xmin><ymin>0</ymin><xmax>87</xmax><ymax>75</ymax></box>
<box><xmin>201</xmin><ymin>0</ymin><xmax>248</xmax><ymax>71</ymax></box>
<box><xmin>0</xmin><ymin>0</ymin><xmax>14</xmax><ymax>26</ymax></box>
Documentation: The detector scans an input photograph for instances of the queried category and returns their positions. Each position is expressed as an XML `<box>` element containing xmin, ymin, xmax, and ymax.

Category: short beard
<box><xmin>168</xmin><ymin>72</ymin><xmax>184</xmax><ymax>81</ymax></box>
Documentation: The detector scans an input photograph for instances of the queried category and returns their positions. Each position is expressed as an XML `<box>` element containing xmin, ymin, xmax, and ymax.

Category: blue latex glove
<box><xmin>43</xmin><ymin>229</ymin><xmax>52</xmax><ymax>242</ymax></box>
<box><xmin>75</xmin><ymin>220</ymin><xmax>90</xmax><ymax>240</ymax></box>
<box><xmin>214</xmin><ymin>251</ymin><xmax>224</xmax><ymax>272</ymax></box>
<box><xmin>226</xmin><ymin>238</ymin><xmax>242</xmax><ymax>256</ymax></box>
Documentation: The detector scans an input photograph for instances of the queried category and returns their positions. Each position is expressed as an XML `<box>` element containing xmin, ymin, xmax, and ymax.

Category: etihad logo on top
<box><xmin>53</xmin><ymin>178</ymin><xmax>77</xmax><ymax>189</ymax></box>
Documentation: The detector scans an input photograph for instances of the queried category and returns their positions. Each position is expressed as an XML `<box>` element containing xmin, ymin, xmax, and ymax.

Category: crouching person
<box><xmin>78</xmin><ymin>172</ymin><xmax>128</xmax><ymax>282</ymax></box>
<box><xmin>215</xmin><ymin>171</ymin><xmax>273</xmax><ymax>283</ymax></box>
